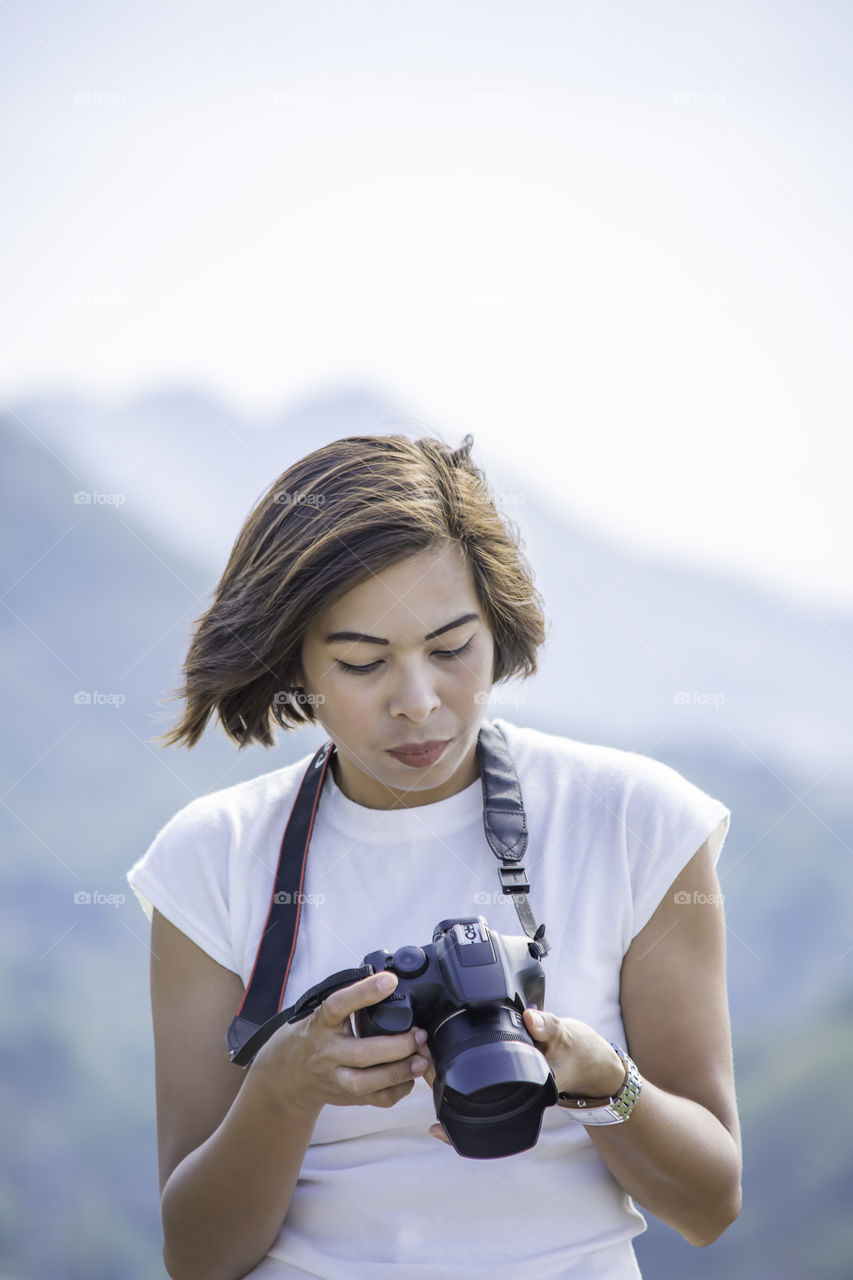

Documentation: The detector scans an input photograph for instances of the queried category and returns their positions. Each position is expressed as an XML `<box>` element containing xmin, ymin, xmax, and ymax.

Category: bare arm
<box><xmin>151</xmin><ymin>910</ymin><xmax>430</xmax><ymax>1280</ymax></box>
<box><xmin>525</xmin><ymin>840</ymin><xmax>742</xmax><ymax>1245</ymax></box>
<box><xmin>587</xmin><ymin>839</ymin><xmax>741</xmax><ymax>1243</ymax></box>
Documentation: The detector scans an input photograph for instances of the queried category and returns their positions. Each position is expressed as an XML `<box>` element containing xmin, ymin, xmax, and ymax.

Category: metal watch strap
<box><xmin>558</xmin><ymin>1043</ymin><xmax>642</xmax><ymax>1126</ymax></box>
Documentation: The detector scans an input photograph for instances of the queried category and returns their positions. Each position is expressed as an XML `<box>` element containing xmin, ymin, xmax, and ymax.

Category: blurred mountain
<box><xmin>9</xmin><ymin>381</ymin><xmax>409</xmax><ymax>569</ymax></box>
<box><xmin>11</xmin><ymin>382</ymin><xmax>852</xmax><ymax>786</ymax></box>
<box><xmin>0</xmin><ymin>412</ymin><xmax>328</xmax><ymax>1279</ymax></box>
<box><xmin>2</xmin><ymin>397</ymin><xmax>852</xmax><ymax>1279</ymax></box>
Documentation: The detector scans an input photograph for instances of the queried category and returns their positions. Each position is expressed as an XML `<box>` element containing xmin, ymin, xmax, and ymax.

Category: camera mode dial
<box><xmin>390</xmin><ymin>945</ymin><xmax>429</xmax><ymax>978</ymax></box>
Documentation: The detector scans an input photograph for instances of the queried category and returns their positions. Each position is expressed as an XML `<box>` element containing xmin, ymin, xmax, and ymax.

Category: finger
<box><xmin>429</xmin><ymin>1123</ymin><xmax>452</xmax><ymax>1146</ymax></box>
<box><xmin>336</xmin><ymin>1053</ymin><xmax>428</xmax><ymax>1100</ymax></box>
<box><xmin>318</xmin><ymin>971</ymin><xmax>398</xmax><ymax>1028</ymax></box>
<box><xmin>523</xmin><ymin>1008</ymin><xmax>548</xmax><ymax>1041</ymax></box>
<box><xmin>420</xmin><ymin>1052</ymin><xmax>437</xmax><ymax>1088</ymax></box>
<box><xmin>369</xmin><ymin>1078</ymin><xmax>418</xmax><ymax>1109</ymax></box>
<box><xmin>339</xmin><ymin>1023</ymin><xmax>428</xmax><ymax>1070</ymax></box>
<box><xmin>339</xmin><ymin>1031</ymin><xmax>428</xmax><ymax>1070</ymax></box>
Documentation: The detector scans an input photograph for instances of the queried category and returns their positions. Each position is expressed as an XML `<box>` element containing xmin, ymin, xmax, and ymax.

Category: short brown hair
<box><xmin>158</xmin><ymin>433</ymin><xmax>547</xmax><ymax>749</ymax></box>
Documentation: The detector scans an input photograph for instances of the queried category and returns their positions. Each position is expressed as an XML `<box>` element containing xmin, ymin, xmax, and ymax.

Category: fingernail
<box><xmin>411</xmin><ymin>1056</ymin><xmax>428</xmax><ymax>1076</ymax></box>
<box><xmin>377</xmin><ymin>972</ymin><xmax>396</xmax><ymax>992</ymax></box>
<box><xmin>414</xmin><ymin>1028</ymin><xmax>428</xmax><ymax>1047</ymax></box>
<box><xmin>530</xmin><ymin>1012</ymin><xmax>545</xmax><ymax>1035</ymax></box>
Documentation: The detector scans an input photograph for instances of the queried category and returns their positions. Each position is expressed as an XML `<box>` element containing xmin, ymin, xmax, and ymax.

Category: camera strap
<box><xmin>226</xmin><ymin>719</ymin><xmax>549</xmax><ymax>1067</ymax></box>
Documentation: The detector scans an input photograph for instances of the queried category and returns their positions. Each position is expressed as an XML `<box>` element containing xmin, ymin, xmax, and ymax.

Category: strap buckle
<box><xmin>499</xmin><ymin>864</ymin><xmax>530</xmax><ymax>894</ymax></box>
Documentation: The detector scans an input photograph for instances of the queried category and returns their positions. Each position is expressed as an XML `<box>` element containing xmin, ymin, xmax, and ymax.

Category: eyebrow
<box><xmin>324</xmin><ymin>612</ymin><xmax>480</xmax><ymax>646</ymax></box>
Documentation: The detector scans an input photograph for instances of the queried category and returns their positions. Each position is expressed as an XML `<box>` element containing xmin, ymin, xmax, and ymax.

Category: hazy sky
<box><xmin>2</xmin><ymin>0</ymin><xmax>851</xmax><ymax>607</ymax></box>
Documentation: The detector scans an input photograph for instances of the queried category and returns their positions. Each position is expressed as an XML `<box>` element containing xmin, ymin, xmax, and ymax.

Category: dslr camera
<box><xmin>355</xmin><ymin>916</ymin><xmax>557</xmax><ymax>1159</ymax></box>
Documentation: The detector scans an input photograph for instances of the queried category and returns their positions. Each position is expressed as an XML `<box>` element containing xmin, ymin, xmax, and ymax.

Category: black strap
<box><xmin>473</xmin><ymin>721</ymin><xmax>548</xmax><ymax>962</ymax></box>
<box><xmin>226</xmin><ymin>720</ymin><xmax>549</xmax><ymax>1066</ymax></box>
<box><xmin>476</xmin><ymin>719</ymin><xmax>528</xmax><ymax>862</ymax></box>
<box><xmin>226</xmin><ymin>739</ymin><xmax>335</xmax><ymax>1060</ymax></box>
<box><xmin>477</xmin><ymin>720</ymin><xmax>550</xmax><ymax>958</ymax></box>
<box><xmin>229</xmin><ymin>965</ymin><xmax>373</xmax><ymax>1067</ymax></box>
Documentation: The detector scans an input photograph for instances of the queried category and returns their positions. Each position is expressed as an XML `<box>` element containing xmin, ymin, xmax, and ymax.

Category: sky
<box><xmin>2</xmin><ymin>0</ymin><xmax>852</xmax><ymax>609</ymax></box>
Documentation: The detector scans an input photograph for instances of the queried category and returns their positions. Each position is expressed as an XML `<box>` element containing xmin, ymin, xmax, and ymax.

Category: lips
<box><xmin>386</xmin><ymin>740</ymin><xmax>450</xmax><ymax>768</ymax></box>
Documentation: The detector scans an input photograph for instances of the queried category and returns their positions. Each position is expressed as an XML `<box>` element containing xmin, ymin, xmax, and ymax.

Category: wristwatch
<box><xmin>558</xmin><ymin>1042</ymin><xmax>642</xmax><ymax>1126</ymax></box>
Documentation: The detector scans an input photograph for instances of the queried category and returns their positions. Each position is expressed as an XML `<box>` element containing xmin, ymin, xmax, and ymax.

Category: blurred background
<box><xmin>2</xmin><ymin>2</ymin><xmax>851</xmax><ymax>1276</ymax></box>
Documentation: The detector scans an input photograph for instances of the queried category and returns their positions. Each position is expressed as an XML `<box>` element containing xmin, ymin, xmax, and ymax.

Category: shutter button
<box><xmin>391</xmin><ymin>945</ymin><xmax>428</xmax><ymax>978</ymax></box>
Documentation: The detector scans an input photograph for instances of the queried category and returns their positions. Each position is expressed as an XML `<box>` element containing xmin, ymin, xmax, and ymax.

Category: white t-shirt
<box><xmin>127</xmin><ymin>718</ymin><xmax>731</xmax><ymax>1279</ymax></box>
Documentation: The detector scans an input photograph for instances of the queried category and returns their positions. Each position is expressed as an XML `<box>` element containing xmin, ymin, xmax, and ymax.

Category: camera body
<box><xmin>355</xmin><ymin>916</ymin><xmax>557</xmax><ymax>1158</ymax></box>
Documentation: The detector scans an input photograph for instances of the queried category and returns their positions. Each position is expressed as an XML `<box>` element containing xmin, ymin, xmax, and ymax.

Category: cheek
<box><xmin>309</xmin><ymin>679</ymin><xmax>366</xmax><ymax>736</ymax></box>
<box><xmin>306</xmin><ymin>655</ymin><xmax>346</xmax><ymax>691</ymax></box>
<box><xmin>324</xmin><ymin>672</ymin><xmax>382</xmax><ymax>716</ymax></box>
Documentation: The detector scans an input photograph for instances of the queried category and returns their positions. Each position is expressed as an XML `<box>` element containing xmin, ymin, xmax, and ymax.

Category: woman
<box><xmin>128</xmin><ymin>432</ymin><xmax>741</xmax><ymax>1280</ymax></box>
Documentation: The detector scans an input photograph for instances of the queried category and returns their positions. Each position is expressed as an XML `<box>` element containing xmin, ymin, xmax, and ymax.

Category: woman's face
<box><xmin>297</xmin><ymin>544</ymin><xmax>495</xmax><ymax>809</ymax></box>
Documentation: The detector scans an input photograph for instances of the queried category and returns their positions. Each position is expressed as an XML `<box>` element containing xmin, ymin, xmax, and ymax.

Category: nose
<box><xmin>388</xmin><ymin>659</ymin><xmax>441</xmax><ymax>722</ymax></box>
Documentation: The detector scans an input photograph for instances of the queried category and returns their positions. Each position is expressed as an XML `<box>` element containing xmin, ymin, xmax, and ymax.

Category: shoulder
<box><xmin>127</xmin><ymin>746</ymin><xmax>322</xmax><ymax>959</ymax></box>
<box><xmin>492</xmin><ymin>717</ymin><xmax>731</xmax><ymax>955</ymax></box>
<box><xmin>492</xmin><ymin>716</ymin><xmax>698</xmax><ymax>801</ymax></box>
<box><xmin>492</xmin><ymin>717</ymin><xmax>730</xmax><ymax>869</ymax></box>
<box><xmin>149</xmin><ymin>751</ymin><xmax>316</xmax><ymax>848</ymax></box>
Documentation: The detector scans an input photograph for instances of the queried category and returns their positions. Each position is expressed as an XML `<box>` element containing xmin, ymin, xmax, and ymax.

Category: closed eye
<box><xmin>434</xmin><ymin>637</ymin><xmax>473</xmax><ymax>661</ymax></box>
<box><xmin>337</xmin><ymin>636</ymin><xmax>473</xmax><ymax>675</ymax></box>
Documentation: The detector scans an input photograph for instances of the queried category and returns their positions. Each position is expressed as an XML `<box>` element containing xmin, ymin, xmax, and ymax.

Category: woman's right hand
<box><xmin>251</xmin><ymin>970</ymin><xmax>431</xmax><ymax>1118</ymax></box>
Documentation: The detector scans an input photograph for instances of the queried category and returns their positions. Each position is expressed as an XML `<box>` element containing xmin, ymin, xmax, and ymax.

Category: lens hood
<box><xmin>431</xmin><ymin>1007</ymin><xmax>558</xmax><ymax>1158</ymax></box>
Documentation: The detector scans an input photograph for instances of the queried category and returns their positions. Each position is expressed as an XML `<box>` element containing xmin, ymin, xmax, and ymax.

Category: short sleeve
<box><xmin>127</xmin><ymin>797</ymin><xmax>237</xmax><ymax>973</ymax></box>
<box><xmin>623</xmin><ymin>755</ymin><xmax>732</xmax><ymax>939</ymax></box>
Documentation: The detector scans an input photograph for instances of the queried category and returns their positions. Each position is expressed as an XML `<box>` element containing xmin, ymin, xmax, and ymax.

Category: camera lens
<box><xmin>429</xmin><ymin>1006</ymin><xmax>557</xmax><ymax>1158</ymax></box>
<box><xmin>442</xmin><ymin>1080</ymin><xmax>541</xmax><ymax>1117</ymax></box>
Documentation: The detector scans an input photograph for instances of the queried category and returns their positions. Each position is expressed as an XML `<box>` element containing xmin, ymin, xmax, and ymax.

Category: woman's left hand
<box><xmin>519</xmin><ymin>1009</ymin><xmax>626</xmax><ymax>1099</ymax></box>
<box><xmin>425</xmin><ymin>1009</ymin><xmax>625</xmax><ymax>1145</ymax></box>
